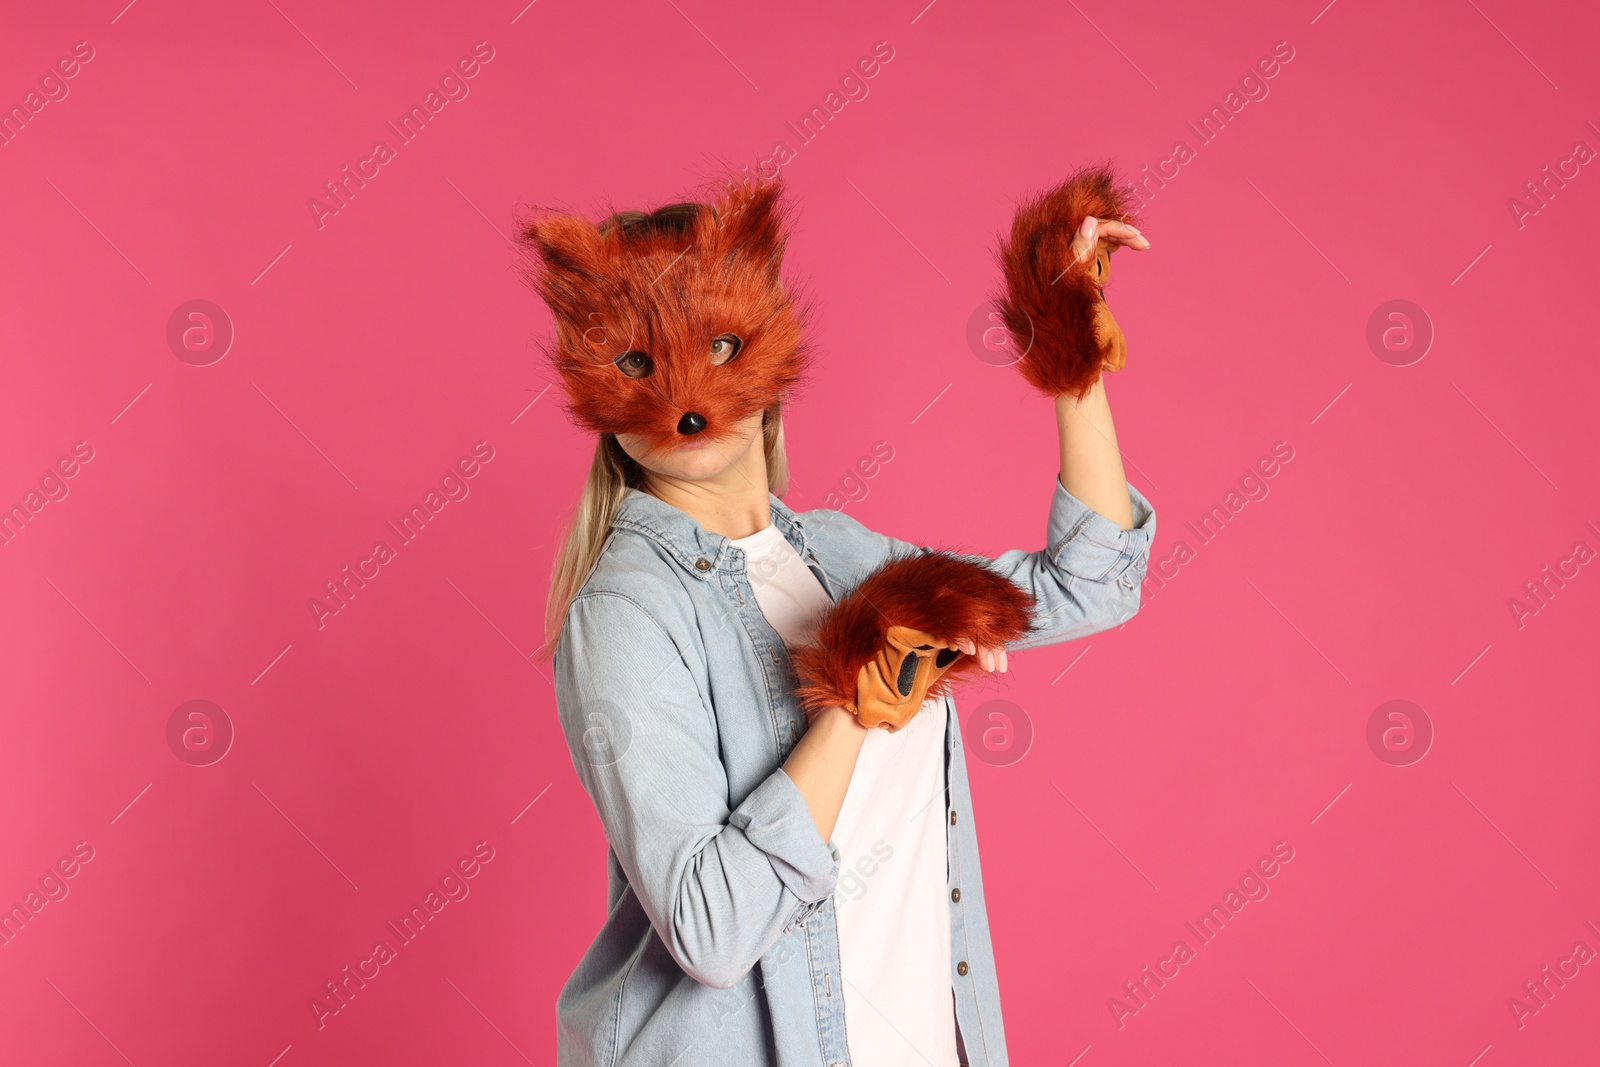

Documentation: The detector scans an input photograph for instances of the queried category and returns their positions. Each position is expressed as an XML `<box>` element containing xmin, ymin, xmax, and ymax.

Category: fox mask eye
<box><xmin>613</xmin><ymin>335</ymin><xmax>740</xmax><ymax>380</ymax></box>
<box><xmin>614</xmin><ymin>351</ymin><xmax>653</xmax><ymax>378</ymax></box>
<box><xmin>710</xmin><ymin>334</ymin><xmax>742</xmax><ymax>365</ymax></box>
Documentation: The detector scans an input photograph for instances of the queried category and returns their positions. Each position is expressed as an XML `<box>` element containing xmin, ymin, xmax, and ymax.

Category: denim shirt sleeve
<box><xmin>554</xmin><ymin>590</ymin><xmax>841</xmax><ymax>989</ymax></box>
<box><xmin>1001</xmin><ymin>476</ymin><xmax>1156</xmax><ymax>649</ymax></box>
<box><xmin>875</xmin><ymin>477</ymin><xmax>1156</xmax><ymax>652</ymax></box>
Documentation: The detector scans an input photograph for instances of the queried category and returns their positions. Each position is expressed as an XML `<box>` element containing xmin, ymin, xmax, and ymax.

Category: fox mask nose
<box><xmin>677</xmin><ymin>412</ymin><xmax>707</xmax><ymax>435</ymax></box>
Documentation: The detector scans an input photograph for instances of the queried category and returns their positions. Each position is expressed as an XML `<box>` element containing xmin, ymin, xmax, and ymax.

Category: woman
<box><xmin>523</xmin><ymin>176</ymin><xmax>1155</xmax><ymax>1066</ymax></box>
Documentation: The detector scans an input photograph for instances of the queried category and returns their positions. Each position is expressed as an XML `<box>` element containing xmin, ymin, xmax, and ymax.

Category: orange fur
<box><xmin>995</xmin><ymin>163</ymin><xmax>1139</xmax><ymax>398</ymax></box>
<box><xmin>519</xmin><ymin>179</ymin><xmax>808</xmax><ymax>455</ymax></box>
<box><xmin>791</xmin><ymin>552</ymin><xmax>1036</xmax><ymax>720</ymax></box>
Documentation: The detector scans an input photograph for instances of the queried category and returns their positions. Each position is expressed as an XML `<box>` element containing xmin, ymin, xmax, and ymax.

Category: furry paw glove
<box><xmin>996</xmin><ymin>163</ymin><xmax>1139</xmax><ymax>399</ymax></box>
<box><xmin>791</xmin><ymin>552</ymin><xmax>1035</xmax><ymax>732</ymax></box>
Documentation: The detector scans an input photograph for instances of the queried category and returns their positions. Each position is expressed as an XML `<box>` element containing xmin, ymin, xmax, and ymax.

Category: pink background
<box><xmin>3</xmin><ymin>0</ymin><xmax>1598</xmax><ymax>1064</ymax></box>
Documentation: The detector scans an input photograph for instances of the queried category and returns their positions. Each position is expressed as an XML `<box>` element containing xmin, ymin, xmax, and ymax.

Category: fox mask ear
<box><xmin>519</xmin><ymin>212</ymin><xmax>608</xmax><ymax>324</ymax></box>
<box><xmin>706</xmin><ymin>178</ymin><xmax>788</xmax><ymax>282</ymax></box>
<box><xmin>522</xmin><ymin>212</ymin><xmax>604</xmax><ymax>273</ymax></box>
<box><xmin>518</xmin><ymin>180</ymin><xmax>789</xmax><ymax>323</ymax></box>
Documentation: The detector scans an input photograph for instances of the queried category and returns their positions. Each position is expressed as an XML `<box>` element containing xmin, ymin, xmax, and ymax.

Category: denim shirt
<box><xmin>552</xmin><ymin>477</ymin><xmax>1156</xmax><ymax>1067</ymax></box>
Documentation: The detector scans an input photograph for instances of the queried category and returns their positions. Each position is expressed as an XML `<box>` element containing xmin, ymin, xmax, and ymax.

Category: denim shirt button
<box><xmin>951</xmin><ymin>888</ymin><xmax>961</xmax><ymax>902</ymax></box>
<box><xmin>957</xmin><ymin>961</ymin><xmax>969</xmax><ymax>976</ymax></box>
<box><xmin>695</xmin><ymin>558</ymin><xmax>711</xmax><ymax>571</ymax></box>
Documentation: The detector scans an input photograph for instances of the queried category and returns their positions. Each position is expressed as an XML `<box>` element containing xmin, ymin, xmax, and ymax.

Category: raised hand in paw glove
<box><xmin>996</xmin><ymin>163</ymin><xmax>1151</xmax><ymax>399</ymax></box>
<box><xmin>791</xmin><ymin>552</ymin><xmax>1035</xmax><ymax>732</ymax></box>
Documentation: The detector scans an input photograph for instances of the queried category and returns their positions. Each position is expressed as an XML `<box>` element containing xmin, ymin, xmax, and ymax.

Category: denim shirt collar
<box><xmin>611</xmin><ymin>487</ymin><xmax>809</xmax><ymax>581</ymax></box>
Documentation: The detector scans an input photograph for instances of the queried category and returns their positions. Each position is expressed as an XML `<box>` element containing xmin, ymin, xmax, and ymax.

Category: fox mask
<box><xmin>520</xmin><ymin>180</ymin><xmax>807</xmax><ymax>456</ymax></box>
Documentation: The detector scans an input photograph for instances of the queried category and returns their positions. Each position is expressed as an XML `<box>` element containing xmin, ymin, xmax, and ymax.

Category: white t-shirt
<box><xmin>730</xmin><ymin>523</ymin><xmax>960</xmax><ymax>1067</ymax></box>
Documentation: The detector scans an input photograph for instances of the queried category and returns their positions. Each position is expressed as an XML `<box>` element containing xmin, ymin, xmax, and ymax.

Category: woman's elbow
<box><xmin>663</xmin><ymin>900</ymin><xmax>760</xmax><ymax>990</ymax></box>
<box><xmin>1086</xmin><ymin>577</ymin><xmax>1143</xmax><ymax>632</ymax></box>
<box><xmin>670</xmin><ymin>933</ymin><xmax>755</xmax><ymax>989</ymax></box>
<box><xmin>1037</xmin><ymin>573</ymin><xmax>1145</xmax><ymax>644</ymax></box>
<box><xmin>685</xmin><ymin>960</ymin><xmax>751</xmax><ymax>990</ymax></box>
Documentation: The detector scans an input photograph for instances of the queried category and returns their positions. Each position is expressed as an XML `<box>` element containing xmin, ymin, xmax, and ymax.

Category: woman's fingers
<box><xmin>970</xmin><ymin>644</ymin><xmax>1005</xmax><ymax>672</ymax></box>
<box><xmin>1069</xmin><ymin>215</ymin><xmax>1099</xmax><ymax>265</ymax></box>
<box><xmin>1070</xmin><ymin>217</ymin><xmax>1150</xmax><ymax>268</ymax></box>
<box><xmin>945</xmin><ymin>639</ymin><xmax>1006</xmax><ymax>672</ymax></box>
<box><xmin>1098</xmin><ymin>219</ymin><xmax>1150</xmax><ymax>249</ymax></box>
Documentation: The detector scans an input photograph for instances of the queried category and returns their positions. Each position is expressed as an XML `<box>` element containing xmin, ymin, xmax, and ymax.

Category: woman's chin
<box><xmin>667</xmin><ymin>446</ymin><xmax>738</xmax><ymax>480</ymax></box>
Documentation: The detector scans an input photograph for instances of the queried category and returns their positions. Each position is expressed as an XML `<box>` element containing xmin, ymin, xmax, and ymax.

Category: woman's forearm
<box><xmin>1056</xmin><ymin>378</ymin><xmax>1135</xmax><ymax>530</ymax></box>
<box><xmin>782</xmin><ymin>705</ymin><xmax>869</xmax><ymax>842</ymax></box>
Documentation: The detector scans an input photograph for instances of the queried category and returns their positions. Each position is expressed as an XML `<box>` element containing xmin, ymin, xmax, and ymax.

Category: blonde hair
<box><xmin>541</xmin><ymin>409</ymin><xmax>790</xmax><ymax>655</ymax></box>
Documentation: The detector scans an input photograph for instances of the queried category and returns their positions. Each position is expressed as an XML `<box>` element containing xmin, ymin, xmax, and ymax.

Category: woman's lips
<box><xmin>676</xmin><ymin>437</ymin><xmax>711</xmax><ymax>451</ymax></box>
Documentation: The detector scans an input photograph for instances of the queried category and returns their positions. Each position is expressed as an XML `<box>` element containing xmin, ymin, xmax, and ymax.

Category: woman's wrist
<box><xmin>1055</xmin><ymin>377</ymin><xmax>1135</xmax><ymax>530</ymax></box>
<box><xmin>786</xmin><ymin>704</ymin><xmax>869</xmax><ymax>842</ymax></box>
<box><xmin>810</xmin><ymin>703</ymin><xmax>870</xmax><ymax>739</ymax></box>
